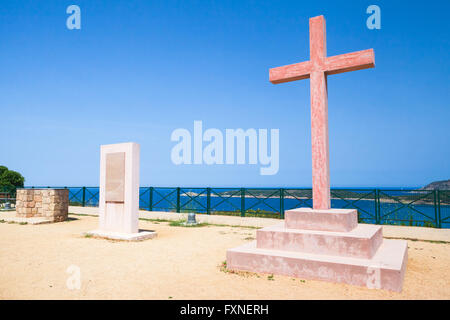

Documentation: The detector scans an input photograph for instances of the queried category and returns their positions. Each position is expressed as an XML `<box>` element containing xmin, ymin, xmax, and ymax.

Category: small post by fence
<box><xmin>207</xmin><ymin>187</ymin><xmax>211</xmax><ymax>215</ymax></box>
<box><xmin>280</xmin><ymin>188</ymin><xmax>285</xmax><ymax>219</ymax></box>
<box><xmin>176</xmin><ymin>187</ymin><xmax>181</xmax><ymax>213</ymax></box>
<box><xmin>82</xmin><ymin>187</ymin><xmax>86</xmax><ymax>207</ymax></box>
<box><xmin>149</xmin><ymin>187</ymin><xmax>153</xmax><ymax>211</ymax></box>
<box><xmin>241</xmin><ymin>188</ymin><xmax>246</xmax><ymax>217</ymax></box>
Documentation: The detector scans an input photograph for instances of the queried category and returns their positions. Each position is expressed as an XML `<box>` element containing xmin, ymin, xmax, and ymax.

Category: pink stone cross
<box><xmin>269</xmin><ymin>15</ymin><xmax>375</xmax><ymax>210</ymax></box>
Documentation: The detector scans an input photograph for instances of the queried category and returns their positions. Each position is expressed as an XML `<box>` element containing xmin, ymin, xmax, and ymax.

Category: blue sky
<box><xmin>1</xmin><ymin>0</ymin><xmax>449</xmax><ymax>188</ymax></box>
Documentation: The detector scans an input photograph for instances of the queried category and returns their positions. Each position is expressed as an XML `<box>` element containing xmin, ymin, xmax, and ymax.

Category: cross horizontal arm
<box><xmin>269</xmin><ymin>61</ymin><xmax>312</xmax><ymax>84</ymax></box>
<box><xmin>325</xmin><ymin>49</ymin><xmax>375</xmax><ymax>76</ymax></box>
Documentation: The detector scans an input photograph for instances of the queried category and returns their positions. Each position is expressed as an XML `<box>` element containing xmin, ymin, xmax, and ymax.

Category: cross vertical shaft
<box><xmin>309</xmin><ymin>16</ymin><xmax>330</xmax><ymax>210</ymax></box>
<box><xmin>269</xmin><ymin>15</ymin><xmax>375</xmax><ymax>210</ymax></box>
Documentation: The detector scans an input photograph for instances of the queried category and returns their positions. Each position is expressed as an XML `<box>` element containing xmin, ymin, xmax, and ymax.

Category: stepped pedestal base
<box><xmin>226</xmin><ymin>208</ymin><xmax>408</xmax><ymax>292</ymax></box>
<box><xmin>257</xmin><ymin>223</ymin><xmax>383</xmax><ymax>259</ymax></box>
<box><xmin>227</xmin><ymin>239</ymin><xmax>407</xmax><ymax>292</ymax></box>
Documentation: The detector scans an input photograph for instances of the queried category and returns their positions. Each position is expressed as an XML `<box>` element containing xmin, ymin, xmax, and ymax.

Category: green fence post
<box><xmin>375</xmin><ymin>189</ymin><xmax>380</xmax><ymax>225</ymax></box>
<box><xmin>207</xmin><ymin>187</ymin><xmax>211</xmax><ymax>215</ymax></box>
<box><xmin>149</xmin><ymin>187</ymin><xmax>153</xmax><ymax>211</ymax></box>
<box><xmin>373</xmin><ymin>188</ymin><xmax>377</xmax><ymax>224</ymax></box>
<box><xmin>437</xmin><ymin>191</ymin><xmax>442</xmax><ymax>229</ymax></box>
<box><xmin>176</xmin><ymin>187</ymin><xmax>181</xmax><ymax>213</ymax></box>
<box><xmin>433</xmin><ymin>190</ymin><xmax>439</xmax><ymax>228</ymax></box>
<box><xmin>241</xmin><ymin>188</ymin><xmax>245</xmax><ymax>217</ymax></box>
<box><xmin>280</xmin><ymin>188</ymin><xmax>285</xmax><ymax>219</ymax></box>
<box><xmin>82</xmin><ymin>187</ymin><xmax>86</xmax><ymax>207</ymax></box>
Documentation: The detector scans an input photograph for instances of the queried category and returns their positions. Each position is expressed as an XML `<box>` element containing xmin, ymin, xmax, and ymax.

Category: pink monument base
<box><xmin>227</xmin><ymin>208</ymin><xmax>408</xmax><ymax>292</ymax></box>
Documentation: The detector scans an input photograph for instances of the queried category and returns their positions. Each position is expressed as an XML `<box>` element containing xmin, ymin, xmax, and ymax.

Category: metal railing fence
<box><xmin>2</xmin><ymin>186</ymin><xmax>448</xmax><ymax>228</ymax></box>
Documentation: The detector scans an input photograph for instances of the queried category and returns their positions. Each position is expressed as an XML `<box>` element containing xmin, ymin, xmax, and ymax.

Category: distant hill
<box><xmin>420</xmin><ymin>179</ymin><xmax>450</xmax><ymax>190</ymax></box>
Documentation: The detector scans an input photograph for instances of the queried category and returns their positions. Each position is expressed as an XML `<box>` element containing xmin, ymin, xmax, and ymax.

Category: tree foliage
<box><xmin>0</xmin><ymin>166</ymin><xmax>25</xmax><ymax>193</ymax></box>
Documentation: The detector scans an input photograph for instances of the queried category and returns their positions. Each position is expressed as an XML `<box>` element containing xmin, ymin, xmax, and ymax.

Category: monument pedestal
<box><xmin>227</xmin><ymin>208</ymin><xmax>408</xmax><ymax>292</ymax></box>
<box><xmin>84</xmin><ymin>229</ymin><xmax>156</xmax><ymax>241</ymax></box>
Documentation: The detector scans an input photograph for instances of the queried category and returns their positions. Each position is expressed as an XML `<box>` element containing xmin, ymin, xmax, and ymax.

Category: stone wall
<box><xmin>16</xmin><ymin>189</ymin><xmax>69</xmax><ymax>222</ymax></box>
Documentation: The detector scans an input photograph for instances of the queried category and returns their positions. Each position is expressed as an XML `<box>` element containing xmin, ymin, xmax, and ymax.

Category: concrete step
<box><xmin>285</xmin><ymin>208</ymin><xmax>358</xmax><ymax>232</ymax></box>
<box><xmin>227</xmin><ymin>239</ymin><xmax>408</xmax><ymax>292</ymax></box>
<box><xmin>256</xmin><ymin>223</ymin><xmax>383</xmax><ymax>259</ymax></box>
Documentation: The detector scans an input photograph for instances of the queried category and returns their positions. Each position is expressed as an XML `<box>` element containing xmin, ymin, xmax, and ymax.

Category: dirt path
<box><xmin>0</xmin><ymin>215</ymin><xmax>449</xmax><ymax>299</ymax></box>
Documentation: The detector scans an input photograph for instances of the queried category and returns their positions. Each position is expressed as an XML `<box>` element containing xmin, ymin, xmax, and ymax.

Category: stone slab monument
<box><xmin>85</xmin><ymin>142</ymin><xmax>156</xmax><ymax>241</ymax></box>
<box><xmin>227</xmin><ymin>16</ymin><xmax>408</xmax><ymax>292</ymax></box>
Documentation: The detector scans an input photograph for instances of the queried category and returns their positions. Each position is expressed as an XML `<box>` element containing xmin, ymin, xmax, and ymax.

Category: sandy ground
<box><xmin>0</xmin><ymin>214</ymin><xmax>449</xmax><ymax>300</ymax></box>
